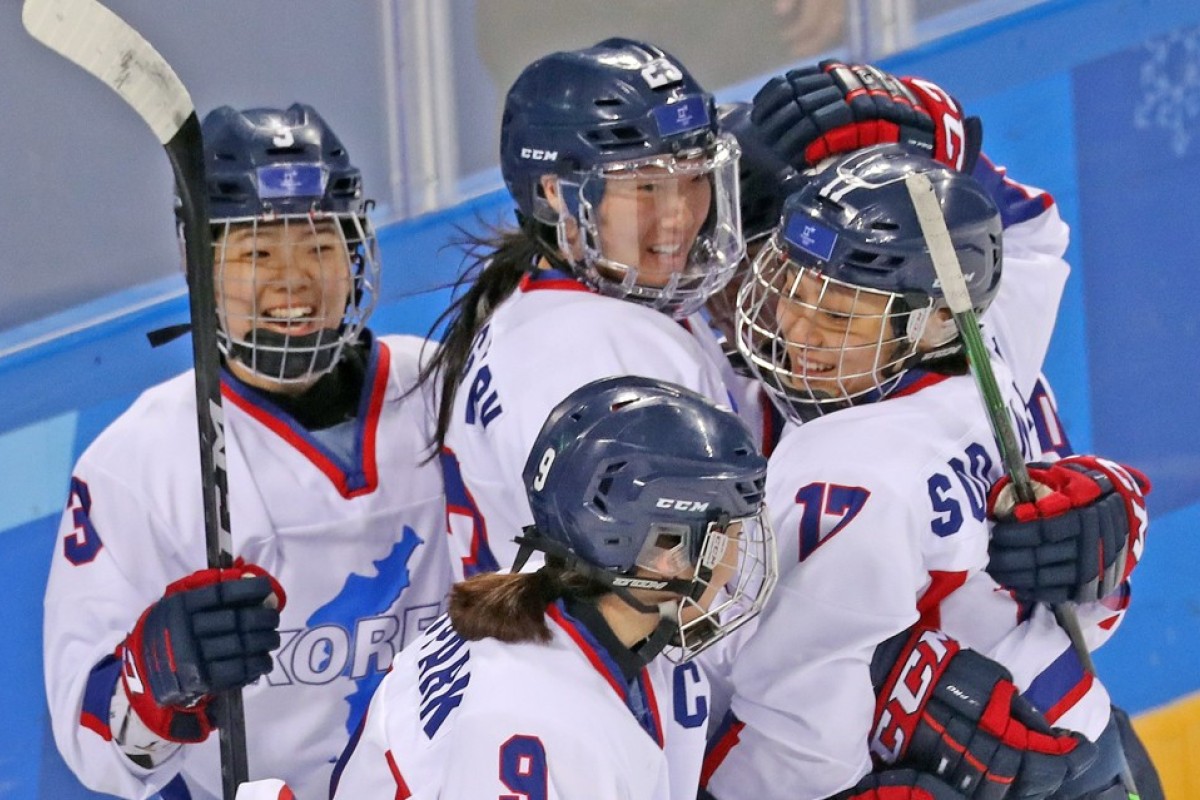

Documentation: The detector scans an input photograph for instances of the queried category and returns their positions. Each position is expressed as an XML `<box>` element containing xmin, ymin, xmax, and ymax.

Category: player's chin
<box><xmin>638</xmin><ymin>256</ymin><xmax>687</xmax><ymax>284</ymax></box>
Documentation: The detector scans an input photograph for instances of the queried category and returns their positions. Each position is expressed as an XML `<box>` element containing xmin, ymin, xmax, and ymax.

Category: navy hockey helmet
<box><xmin>197</xmin><ymin>103</ymin><xmax>380</xmax><ymax>387</ymax></box>
<box><xmin>736</xmin><ymin>143</ymin><xmax>1003</xmax><ymax>421</ymax></box>
<box><xmin>718</xmin><ymin>101</ymin><xmax>803</xmax><ymax>245</ymax></box>
<box><xmin>775</xmin><ymin>144</ymin><xmax>1001</xmax><ymax>308</ymax></box>
<box><xmin>499</xmin><ymin>38</ymin><xmax>744</xmax><ymax>318</ymax></box>
<box><xmin>519</xmin><ymin>376</ymin><xmax>777</xmax><ymax>661</ymax></box>
<box><xmin>201</xmin><ymin>103</ymin><xmax>366</xmax><ymax>219</ymax></box>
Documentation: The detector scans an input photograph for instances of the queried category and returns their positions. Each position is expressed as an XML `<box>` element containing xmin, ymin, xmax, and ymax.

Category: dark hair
<box><xmin>417</xmin><ymin>217</ymin><xmax>566</xmax><ymax>452</ymax></box>
<box><xmin>448</xmin><ymin>556</ymin><xmax>609</xmax><ymax>643</ymax></box>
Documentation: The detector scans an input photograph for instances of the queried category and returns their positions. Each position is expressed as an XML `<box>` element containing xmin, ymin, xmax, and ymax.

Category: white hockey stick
<box><xmin>906</xmin><ymin>172</ymin><xmax>1139</xmax><ymax>799</ymax></box>
<box><xmin>22</xmin><ymin>1</ymin><xmax>247</xmax><ymax>796</ymax></box>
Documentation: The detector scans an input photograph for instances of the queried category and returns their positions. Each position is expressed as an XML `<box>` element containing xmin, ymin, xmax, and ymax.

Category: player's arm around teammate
<box><xmin>329</xmin><ymin>377</ymin><xmax>777</xmax><ymax>800</ymax></box>
<box><xmin>43</xmin><ymin>104</ymin><xmax>453</xmax><ymax>799</ymax></box>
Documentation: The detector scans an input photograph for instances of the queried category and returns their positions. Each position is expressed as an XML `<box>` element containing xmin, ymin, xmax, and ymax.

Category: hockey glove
<box><xmin>870</xmin><ymin>627</ymin><xmax>1097</xmax><ymax>799</ymax></box>
<box><xmin>117</xmin><ymin>561</ymin><xmax>285</xmax><ymax>742</ymax></box>
<box><xmin>831</xmin><ymin>769</ymin><xmax>969</xmax><ymax>800</ymax></box>
<box><xmin>897</xmin><ymin>76</ymin><xmax>982</xmax><ymax>173</ymax></box>
<box><xmin>987</xmin><ymin>455</ymin><xmax>1150</xmax><ymax>605</ymax></box>
<box><xmin>749</xmin><ymin>61</ymin><xmax>981</xmax><ymax>171</ymax></box>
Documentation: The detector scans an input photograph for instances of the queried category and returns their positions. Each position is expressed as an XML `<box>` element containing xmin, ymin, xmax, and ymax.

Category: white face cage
<box><xmin>212</xmin><ymin>213</ymin><xmax>380</xmax><ymax>388</ymax></box>
<box><xmin>555</xmin><ymin>133</ymin><xmax>744</xmax><ymax>319</ymax></box>
<box><xmin>646</xmin><ymin>510</ymin><xmax>778</xmax><ymax>664</ymax></box>
<box><xmin>734</xmin><ymin>237</ymin><xmax>944</xmax><ymax>423</ymax></box>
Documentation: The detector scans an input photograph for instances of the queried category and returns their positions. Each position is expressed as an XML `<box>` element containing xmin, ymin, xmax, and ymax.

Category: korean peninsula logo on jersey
<box><xmin>784</xmin><ymin>214</ymin><xmax>838</xmax><ymax>262</ymax></box>
<box><xmin>267</xmin><ymin>527</ymin><xmax>441</xmax><ymax>736</ymax></box>
<box><xmin>257</xmin><ymin>163</ymin><xmax>327</xmax><ymax>199</ymax></box>
<box><xmin>653</xmin><ymin>95</ymin><xmax>709</xmax><ymax>137</ymax></box>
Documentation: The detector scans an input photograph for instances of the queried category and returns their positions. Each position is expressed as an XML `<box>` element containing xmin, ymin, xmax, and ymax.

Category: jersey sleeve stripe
<box><xmin>1023</xmin><ymin>646</ymin><xmax>1095</xmax><ymax>724</ymax></box>
<box><xmin>384</xmin><ymin>750</ymin><xmax>413</xmax><ymax>799</ymax></box>
<box><xmin>916</xmin><ymin>570</ymin><xmax>969</xmax><ymax>630</ymax></box>
<box><xmin>972</xmin><ymin>153</ymin><xmax>1055</xmax><ymax>228</ymax></box>
<box><xmin>438</xmin><ymin>447</ymin><xmax>501</xmax><ymax>577</ymax></box>
<box><xmin>80</xmin><ymin>653</ymin><xmax>122</xmax><ymax>741</ymax></box>
<box><xmin>700</xmin><ymin>711</ymin><xmax>745</xmax><ymax>788</ymax></box>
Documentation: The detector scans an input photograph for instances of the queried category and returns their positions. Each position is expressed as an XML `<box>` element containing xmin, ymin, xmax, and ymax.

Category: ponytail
<box><xmin>448</xmin><ymin>557</ymin><xmax>608</xmax><ymax>643</ymax></box>
<box><xmin>417</xmin><ymin>218</ymin><xmax>565</xmax><ymax>453</ymax></box>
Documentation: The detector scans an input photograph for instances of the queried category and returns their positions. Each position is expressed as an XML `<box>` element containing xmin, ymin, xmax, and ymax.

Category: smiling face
<box><xmin>592</xmin><ymin>160</ymin><xmax>713</xmax><ymax>287</ymax></box>
<box><xmin>214</xmin><ymin>217</ymin><xmax>353</xmax><ymax>393</ymax></box>
<box><xmin>734</xmin><ymin>236</ymin><xmax>931</xmax><ymax>422</ymax></box>
<box><xmin>774</xmin><ymin>267</ymin><xmax>900</xmax><ymax>400</ymax></box>
<box><xmin>537</xmin><ymin>136</ymin><xmax>743</xmax><ymax>317</ymax></box>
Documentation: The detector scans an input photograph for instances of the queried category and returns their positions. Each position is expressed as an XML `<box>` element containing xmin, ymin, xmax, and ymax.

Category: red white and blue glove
<box><xmin>871</xmin><ymin>627</ymin><xmax>1097</xmax><ymax>799</ymax></box>
<box><xmin>987</xmin><ymin>455</ymin><xmax>1150</xmax><ymax>605</ymax></box>
<box><xmin>117</xmin><ymin>561</ymin><xmax>286</xmax><ymax>742</ymax></box>
<box><xmin>831</xmin><ymin>769</ymin><xmax>969</xmax><ymax>800</ymax></box>
<box><xmin>749</xmin><ymin>61</ymin><xmax>982</xmax><ymax>172</ymax></box>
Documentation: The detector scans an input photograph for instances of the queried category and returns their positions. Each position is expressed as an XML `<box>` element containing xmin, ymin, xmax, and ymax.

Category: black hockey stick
<box><xmin>22</xmin><ymin>1</ymin><xmax>247</xmax><ymax>796</ymax></box>
<box><xmin>906</xmin><ymin>172</ymin><xmax>1140</xmax><ymax>799</ymax></box>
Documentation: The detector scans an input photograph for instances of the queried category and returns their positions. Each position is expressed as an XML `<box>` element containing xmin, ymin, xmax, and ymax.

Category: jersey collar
<box><xmin>518</xmin><ymin>267</ymin><xmax>592</xmax><ymax>293</ymax></box>
<box><xmin>547</xmin><ymin>600</ymin><xmax>665</xmax><ymax>747</ymax></box>
<box><xmin>885</xmin><ymin>368</ymin><xmax>951</xmax><ymax>399</ymax></box>
<box><xmin>219</xmin><ymin>331</ymin><xmax>390</xmax><ymax>498</ymax></box>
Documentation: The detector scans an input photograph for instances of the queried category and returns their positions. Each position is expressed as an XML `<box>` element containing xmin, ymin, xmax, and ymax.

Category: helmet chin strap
<box><xmin>631</xmin><ymin>611</ymin><xmax>678</xmax><ymax>665</ymax></box>
<box><xmin>513</xmin><ymin>526</ymin><xmax>696</xmax><ymax>634</ymax></box>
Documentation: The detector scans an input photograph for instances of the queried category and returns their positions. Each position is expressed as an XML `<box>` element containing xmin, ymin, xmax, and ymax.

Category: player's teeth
<box><xmin>650</xmin><ymin>244</ymin><xmax>681</xmax><ymax>255</ymax></box>
<box><xmin>266</xmin><ymin>307</ymin><xmax>312</xmax><ymax>319</ymax></box>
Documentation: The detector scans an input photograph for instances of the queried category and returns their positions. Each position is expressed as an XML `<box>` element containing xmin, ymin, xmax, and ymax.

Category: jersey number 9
<box><xmin>500</xmin><ymin>734</ymin><xmax>547</xmax><ymax>800</ymax></box>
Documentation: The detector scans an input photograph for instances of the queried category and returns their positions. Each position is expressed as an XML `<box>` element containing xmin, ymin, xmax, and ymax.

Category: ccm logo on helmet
<box><xmin>656</xmin><ymin>498</ymin><xmax>710</xmax><ymax>512</ymax></box>
<box><xmin>520</xmin><ymin>147</ymin><xmax>558</xmax><ymax>161</ymax></box>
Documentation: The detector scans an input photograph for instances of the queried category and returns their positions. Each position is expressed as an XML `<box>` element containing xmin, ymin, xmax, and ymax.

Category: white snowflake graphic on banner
<box><xmin>1133</xmin><ymin>26</ymin><xmax>1200</xmax><ymax>158</ymax></box>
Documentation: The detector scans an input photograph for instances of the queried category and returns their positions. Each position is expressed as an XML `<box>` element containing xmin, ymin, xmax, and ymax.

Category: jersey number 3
<box><xmin>500</xmin><ymin>735</ymin><xmax>547</xmax><ymax>800</ymax></box>
<box><xmin>64</xmin><ymin>477</ymin><xmax>104</xmax><ymax>565</ymax></box>
<box><xmin>795</xmin><ymin>482</ymin><xmax>870</xmax><ymax>562</ymax></box>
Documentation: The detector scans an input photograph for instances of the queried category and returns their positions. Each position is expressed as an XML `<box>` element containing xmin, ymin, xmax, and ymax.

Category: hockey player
<box><xmin>417</xmin><ymin>38</ymin><xmax>758</xmax><ymax>580</ymax></box>
<box><xmin>706</xmin><ymin>62</ymin><xmax>1161</xmax><ymax>799</ymax></box>
<box><xmin>43</xmin><ymin>104</ymin><xmax>453</xmax><ymax>799</ymax></box>
<box><xmin>328</xmin><ymin>376</ymin><xmax>779</xmax><ymax>799</ymax></box>
<box><xmin>701</xmin><ymin>146</ymin><xmax>1150</xmax><ymax>800</ymax></box>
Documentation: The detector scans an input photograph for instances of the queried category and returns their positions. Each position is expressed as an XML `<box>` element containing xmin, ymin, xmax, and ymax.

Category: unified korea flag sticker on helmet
<box><xmin>785</xmin><ymin>215</ymin><xmax>838</xmax><ymax>262</ymax></box>
<box><xmin>653</xmin><ymin>95</ymin><xmax>710</xmax><ymax>137</ymax></box>
<box><xmin>257</xmin><ymin>164</ymin><xmax>327</xmax><ymax>200</ymax></box>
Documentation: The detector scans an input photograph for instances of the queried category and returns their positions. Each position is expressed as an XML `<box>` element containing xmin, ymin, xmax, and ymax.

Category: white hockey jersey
<box><xmin>704</xmin><ymin>166</ymin><xmax>1123</xmax><ymax>800</ymax></box>
<box><xmin>330</xmin><ymin>603</ymin><xmax>712</xmax><ymax>800</ymax></box>
<box><xmin>44</xmin><ymin>334</ymin><xmax>454</xmax><ymax>800</ymax></box>
<box><xmin>441</xmin><ymin>269</ymin><xmax>748</xmax><ymax>580</ymax></box>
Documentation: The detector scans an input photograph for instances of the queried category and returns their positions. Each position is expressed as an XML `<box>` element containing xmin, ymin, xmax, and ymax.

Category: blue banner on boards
<box><xmin>1073</xmin><ymin>24</ymin><xmax>1200</xmax><ymax>516</ymax></box>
